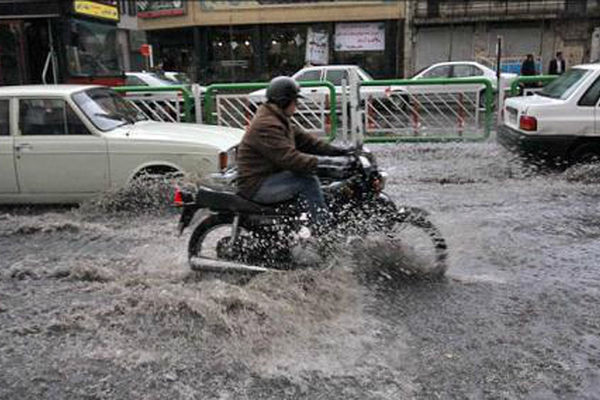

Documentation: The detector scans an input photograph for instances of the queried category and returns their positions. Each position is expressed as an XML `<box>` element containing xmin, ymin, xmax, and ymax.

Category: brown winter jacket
<box><xmin>236</xmin><ymin>103</ymin><xmax>344</xmax><ymax>199</ymax></box>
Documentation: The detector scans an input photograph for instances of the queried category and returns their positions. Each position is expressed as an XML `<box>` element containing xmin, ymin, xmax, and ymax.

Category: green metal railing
<box><xmin>508</xmin><ymin>75</ymin><xmax>558</xmax><ymax>96</ymax></box>
<box><xmin>203</xmin><ymin>81</ymin><xmax>338</xmax><ymax>140</ymax></box>
<box><xmin>361</xmin><ymin>77</ymin><xmax>495</xmax><ymax>143</ymax></box>
<box><xmin>112</xmin><ymin>85</ymin><xmax>194</xmax><ymax>122</ymax></box>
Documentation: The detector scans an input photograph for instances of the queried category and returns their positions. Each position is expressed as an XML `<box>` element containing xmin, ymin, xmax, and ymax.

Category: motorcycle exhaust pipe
<box><xmin>189</xmin><ymin>257</ymin><xmax>269</xmax><ymax>274</ymax></box>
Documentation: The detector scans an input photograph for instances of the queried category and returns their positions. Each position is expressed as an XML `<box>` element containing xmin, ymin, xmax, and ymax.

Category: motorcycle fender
<box><xmin>178</xmin><ymin>207</ymin><xmax>210</xmax><ymax>235</ymax></box>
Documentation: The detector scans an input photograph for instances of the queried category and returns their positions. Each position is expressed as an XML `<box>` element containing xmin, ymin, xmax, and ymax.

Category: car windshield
<box><xmin>357</xmin><ymin>67</ymin><xmax>373</xmax><ymax>81</ymax></box>
<box><xmin>72</xmin><ymin>88</ymin><xmax>147</xmax><ymax>131</ymax></box>
<box><xmin>144</xmin><ymin>73</ymin><xmax>175</xmax><ymax>86</ymax></box>
<box><xmin>538</xmin><ymin>68</ymin><xmax>590</xmax><ymax>99</ymax></box>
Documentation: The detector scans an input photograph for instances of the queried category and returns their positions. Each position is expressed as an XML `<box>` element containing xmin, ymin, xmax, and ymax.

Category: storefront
<box><xmin>0</xmin><ymin>0</ymin><xmax>123</xmax><ymax>86</ymax></box>
<box><xmin>0</xmin><ymin>1</ymin><xmax>61</xmax><ymax>85</ymax></box>
<box><xmin>148</xmin><ymin>19</ymin><xmax>402</xmax><ymax>84</ymax></box>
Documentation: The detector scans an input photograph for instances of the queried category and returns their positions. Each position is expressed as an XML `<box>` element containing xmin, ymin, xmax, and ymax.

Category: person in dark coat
<box><xmin>236</xmin><ymin>76</ymin><xmax>350</xmax><ymax>225</ymax></box>
<box><xmin>548</xmin><ymin>52</ymin><xmax>566</xmax><ymax>75</ymax></box>
<box><xmin>521</xmin><ymin>54</ymin><xmax>537</xmax><ymax>76</ymax></box>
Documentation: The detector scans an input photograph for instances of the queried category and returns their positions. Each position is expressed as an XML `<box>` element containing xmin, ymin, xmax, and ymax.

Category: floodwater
<box><xmin>1</xmin><ymin>142</ymin><xmax>600</xmax><ymax>399</ymax></box>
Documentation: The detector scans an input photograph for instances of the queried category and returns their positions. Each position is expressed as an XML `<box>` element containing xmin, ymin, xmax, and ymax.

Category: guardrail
<box><xmin>203</xmin><ymin>81</ymin><xmax>338</xmax><ymax>140</ymax></box>
<box><xmin>111</xmin><ymin>76</ymin><xmax>559</xmax><ymax>144</ymax></box>
<box><xmin>360</xmin><ymin>77</ymin><xmax>494</xmax><ymax>143</ymax></box>
<box><xmin>112</xmin><ymin>85</ymin><xmax>194</xmax><ymax>123</ymax></box>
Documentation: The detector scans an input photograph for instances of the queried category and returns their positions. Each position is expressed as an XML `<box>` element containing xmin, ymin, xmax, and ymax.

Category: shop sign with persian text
<box><xmin>335</xmin><ymin>23</ymin><xmax>385</xmax><ymax>52</ymax></box>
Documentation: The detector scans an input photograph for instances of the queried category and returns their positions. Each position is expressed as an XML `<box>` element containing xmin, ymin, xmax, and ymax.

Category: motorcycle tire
<box><xmin>393</xmin><ymin>206</ymin><xmax>448</xmax><ymax>277</ymax></box>
<box><xmin>188</xmin><ymin>213</ymin><xmax>237</xmax><ymax>264</ymax></box>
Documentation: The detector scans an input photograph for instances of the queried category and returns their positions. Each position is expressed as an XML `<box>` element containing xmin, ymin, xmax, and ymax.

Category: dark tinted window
<box><xmin>0</xmin><ymin>100</ymin><xmax>8</xmax><ymax>136</ymax></box>
<box><xmin>578</xmin><ymin>77</ymin><xmax>600</xmax><ymax>106</ymax></box>
<box><xmin>295</xmin><ymin>70</ymin><xmax>321</xmax><ymax>82</ymax></box>
<box><xmin>325</xmin><ymin>69</ymin><xmax>349</xmax><ymax>86</ymax></box>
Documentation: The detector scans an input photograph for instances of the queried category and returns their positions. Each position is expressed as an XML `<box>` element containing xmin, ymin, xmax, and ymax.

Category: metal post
<box><xmin>496</xmin><ymin>35</ymin><xmax>503</xmax><ymax>125</ymax></box>
<box><xmin>48</xmin><ymin>20</ymin><xmax>58</xmax><ymax>84</ymax></box>
<box><xmin>348</xmin><ymin>68</ymin><xmax>362</xmax><ymax>148</ymax></box>
<box><xmin>341</xmin><ymin>78</ymin><xmax>348</xmax><ymax>143</ymax></box>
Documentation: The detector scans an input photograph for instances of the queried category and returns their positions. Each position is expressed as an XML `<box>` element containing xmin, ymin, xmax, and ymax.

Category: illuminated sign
<box><xmin>74</xmin><ymin>0</ymin><xmax>119</xmax><ymax>21</ymax></box>
<box><xmin>137</xmin><ymin>1</ymin><xmax>186</xmax><ymax>18</ymax></box>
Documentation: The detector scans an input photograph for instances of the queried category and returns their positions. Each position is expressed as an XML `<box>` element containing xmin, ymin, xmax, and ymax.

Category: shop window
<box><xmin>209</xmin><ymin>26</ymin><xmax>256</xmax><ymax>83</ymax></box>
<box><xmin>0</xmin><ymin>100</ymin><xmax>9</xmax><ymax>136</ymax></box>
<box><xmin>66</xmin><ymin>19</ymin><xmax>121</xmax><ymax>77</ymax></box>
<box><xmin>0</xmin><ymin>22</ymin><xmax>26</xmax><ymax>85</ymax></box>
<box><xmin>264</xmin><ymin>25</ymin><xmax>308</xmax><ymax>79</ymax></box>
<box><xmin>19</xmin><ymin>99</ymin><xmax>90</xmax><ymax>136</ymax></box>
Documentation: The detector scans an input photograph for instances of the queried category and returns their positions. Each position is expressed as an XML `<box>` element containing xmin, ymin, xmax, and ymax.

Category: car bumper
<box><xmin>497</xmin><ymin>124</ymin><xmax>576</xmax><ymax>162</ymax></box>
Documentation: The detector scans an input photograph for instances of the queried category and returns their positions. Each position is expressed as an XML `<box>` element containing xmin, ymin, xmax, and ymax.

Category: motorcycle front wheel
<box><xmin>359</xmin><ymin>199</ymin><xmax>448</xmax><ymax>278</ymax></box>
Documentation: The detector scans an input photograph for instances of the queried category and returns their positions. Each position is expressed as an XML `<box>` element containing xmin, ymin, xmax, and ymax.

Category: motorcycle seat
<box><xmin>195</xmin><ymin>186</ymin><xmax>276</xmax><ymax>214</ymax></box>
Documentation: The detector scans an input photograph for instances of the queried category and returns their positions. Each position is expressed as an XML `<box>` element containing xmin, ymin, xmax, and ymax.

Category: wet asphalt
<box><xmin>1</xmin><ymin>141</ymin><xmax>599</xmax><ymax>399</ymax></box>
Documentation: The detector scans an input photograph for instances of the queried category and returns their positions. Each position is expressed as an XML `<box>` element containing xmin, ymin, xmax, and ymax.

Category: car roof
<box><xmin>300</xmin><ymin>65</ymin><xmax>362</xmax><ymax>70</ymax></box>
<box><xmin>0</xmin><ymin>84</ymin><xmax>102</xmax><ymax>97</ymax></box>
<box><xmin>427</xmin><ymin>61</ymin><xmax>485</xmax><ymax>68</ymax></box>
<box><xmin>572</xmin><ymin>64</ymin><xmax>600</xmax><ymax>70</ymax></box>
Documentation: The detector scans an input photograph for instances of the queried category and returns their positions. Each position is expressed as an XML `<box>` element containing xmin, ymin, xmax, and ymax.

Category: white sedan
<box><xmin>407</xmin><ymin>61</ymin><xmax>517</xmax><ymax>108</ymax></box>
<box><xmin>0</xmin><ymin>85</ymin><xmax>242</xmax><ymax>204</ymax></box>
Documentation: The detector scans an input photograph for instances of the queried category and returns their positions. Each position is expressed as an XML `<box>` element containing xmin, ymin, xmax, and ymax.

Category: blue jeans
<box><xmin>252</xmin><ymin>171</ymin><xmax>327</xmax><ymax>224</ymax></box>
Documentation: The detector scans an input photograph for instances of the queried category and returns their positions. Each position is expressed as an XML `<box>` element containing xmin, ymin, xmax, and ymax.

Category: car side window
<box><xmin>422</xmin><ymin>66</ymin><xmax>451</xmax><ymax>78</ymax></box>
<box><xmin>578</xmin><ymin>77</ymin><xmax>600</xmax><ymax>106</ymax></box>
<box><xmin>126</xmin><ymin>76</ymin><xmax>147</xmax><ymax>86</ymax></box>
<box><xmin>19</xmin><ymin>99</ymin><xmax>91</xmax><ymax>136</ymax></box>
<box><xmin>0</xmin><ymin>100</ymin><xmax>8</xmax><ymax>136</ymax></box>
<box><xmin>453</xmin><ymin>65</ymin><xmax>483</xmax><ymax>78</ymax></box>
<box><xmin>295</xmin><ymin>70</ymin><xmax>321</xmax><ymax>82</ymax></box>
<box><xmin>325</xmin><ymin>69</ymin><xmax>349</xmax><ymax>86</ymax></box>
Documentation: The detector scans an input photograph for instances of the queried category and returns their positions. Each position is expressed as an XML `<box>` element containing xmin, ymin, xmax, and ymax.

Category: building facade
<box><xmin>407</xmin><ymin>0</ymin><xmax>600</xmax><ymax>76</ymax></box>
<box><xmin>137</xmin><ymin>0</ymin><xmax>405</xmax><ymax>83</ymax></box>
<box><xmin>0</xmin><ymin>0</ymin><xmax>125</xmax><ymax>86</ymax></box>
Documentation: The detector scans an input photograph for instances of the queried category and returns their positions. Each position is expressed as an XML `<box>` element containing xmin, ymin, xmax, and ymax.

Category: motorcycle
<box><xmin>174</xmin><ymin>148</ymin><xmax>447</xmax><ymax>275</ymax></box>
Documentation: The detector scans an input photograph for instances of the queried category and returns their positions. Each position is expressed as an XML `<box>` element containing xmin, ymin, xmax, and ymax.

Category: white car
<box><xmin>412</xmin><ymin>61</ymin><xmax>516</xmax><ymax>91</ymax></box>
<box><xmin>125</xmin><ymin>72</ymin><xmax>175</xmax><ymax>87</ymax></box>
<box><xmin>248</xmin><ymin>65</ymin><xmax>377</xmax><ymax>103</ymax></box>
<box><xmin>498</xmin><ymin>64</ymin><xmax>600</xmax><ymax>164</ymax></box>
<box><xmin>0</xmin><ymin>85</ymin><xmax>242</xmax><ymax>204</ymax></box>
<box><xmin>408</xmin><ymin>61</ymin><xmax>517</xmax><ymax>107</ymax></box>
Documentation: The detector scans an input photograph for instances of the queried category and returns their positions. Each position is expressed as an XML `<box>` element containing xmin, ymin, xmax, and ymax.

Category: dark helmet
<box><xmin>266</xmin><ymin>76</ymin><xmax>303</xmax><ymax>109</ymax></box>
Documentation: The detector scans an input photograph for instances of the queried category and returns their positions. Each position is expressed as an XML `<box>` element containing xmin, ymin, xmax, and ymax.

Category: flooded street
<box><xmin>1</xmin><ymin>142</ymin><xmax>600</xmax><ymax>399</ymax></box>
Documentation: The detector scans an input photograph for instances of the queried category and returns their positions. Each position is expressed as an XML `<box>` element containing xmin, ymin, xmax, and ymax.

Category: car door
<box><xmin>577</xmin><ymin>76</ymin><xmax>600</xmax><ymax>135</ymax></box>
<box><xmin>451</xmin><ymin>64</ymin><xmax>487</xmax><ymax>105</ymax></box>
<box><xmin>411</xmin><ymin>65</ymin><xmax>453</xmax><ymax>97</ymax></box>
<box><xmin>14</xmin><ymin>97</ymin><xmax>109</xmax><ymax>194</ymax></box>
<box><xmin>0</xmin><ymin>98</ymin><xmax>18</xmax><ymax>193</ymax></box>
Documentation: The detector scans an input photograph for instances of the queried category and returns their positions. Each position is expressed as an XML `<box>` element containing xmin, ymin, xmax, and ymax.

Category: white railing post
<box><xmin>192</xmin><ymin>84</ymin><xmax>203</xmax><ymax>124</ymax></box>
<box><xmin>348</xmin><ymin>68</ymin><xmax>363</xmax><ymax>147</ymax></box>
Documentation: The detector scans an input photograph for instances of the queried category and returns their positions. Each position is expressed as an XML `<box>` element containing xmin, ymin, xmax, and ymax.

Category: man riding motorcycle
<box><xmin>236</xmin><ymin>76</ymin><xmax>351</xmax><ymax>227</ymax></box>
